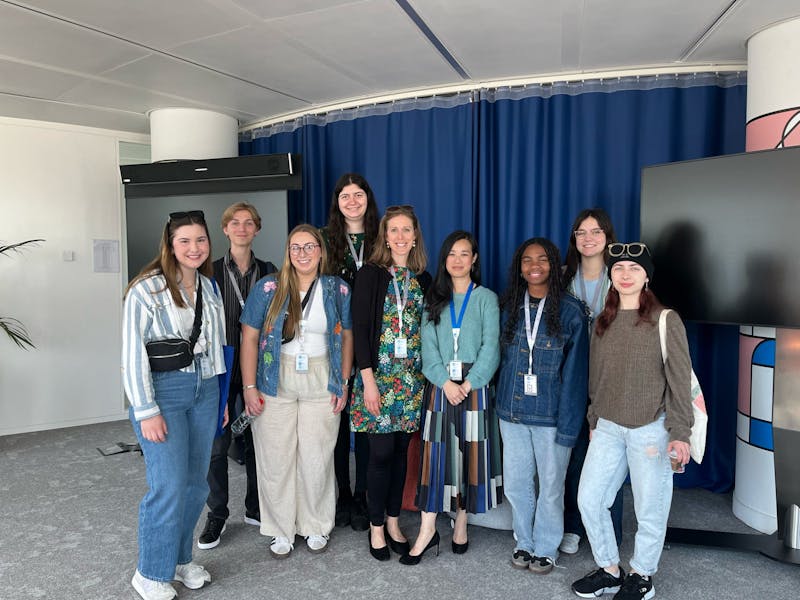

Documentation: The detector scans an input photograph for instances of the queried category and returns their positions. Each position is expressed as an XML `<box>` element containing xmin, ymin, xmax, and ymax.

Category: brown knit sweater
<box><xmin>588</xmin><ymin>309</ymin><xmax>693</xmax><ymax>443</ymax></box>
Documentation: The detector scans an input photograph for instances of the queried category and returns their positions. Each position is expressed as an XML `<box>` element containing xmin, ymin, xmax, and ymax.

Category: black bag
<box><xmin>146</xmin><ymin>281</ymin><xmax>204</xmax><ymax>372</ymax></box>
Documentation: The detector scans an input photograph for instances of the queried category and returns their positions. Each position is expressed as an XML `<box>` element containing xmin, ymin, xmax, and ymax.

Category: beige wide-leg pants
<box><xmin>251</xmin><ymin>354</ymin><xmax>339</xmax><ymax>540</ymax></box>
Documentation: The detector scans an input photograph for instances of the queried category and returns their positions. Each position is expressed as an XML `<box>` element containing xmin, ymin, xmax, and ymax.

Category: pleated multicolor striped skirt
<box><xmin>415</xmin><ymin>382</ymin><xmax>503</xmax><ymax>514</ymax></box>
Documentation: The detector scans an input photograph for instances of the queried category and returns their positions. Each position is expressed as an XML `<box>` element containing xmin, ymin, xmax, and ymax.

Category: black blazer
<box><xmin>352</xmin><ymin>263</ymin><xmax>431</xmax><ymax>371</ymax></box>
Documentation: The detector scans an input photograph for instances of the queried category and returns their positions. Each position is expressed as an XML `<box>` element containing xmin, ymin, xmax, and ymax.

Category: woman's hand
<box><xmin>140</xmin><ymin>415</ymin><xmax>168</xmax><ymax>443</ymax></box>
<box><xmin>667</xmin><ymin>440</ymin><xmax>691</xmax><ymax>467</ymax></box>
<box><xmin>222</xmin><ymin>405</ymin><xmax>229</xmax><ymax>427</ymax></box>
<box><xmin>443</xmin><ymin>381</ymin><xmax>465</xmax><ymax>406</ymax></box>
<box><xmin>243</xmin><ymin>387</ymin><xmax>265</xmax><ymax>417</ymax></box>
<box><xmin>364</xmin><ymin>381</ymin><xmax>381</xmax><ymax>416</ymax></box>
<box><xmin>331</xmin><ymin>384</ymin><xmax>348</xmax><ymax>414</ymax></box>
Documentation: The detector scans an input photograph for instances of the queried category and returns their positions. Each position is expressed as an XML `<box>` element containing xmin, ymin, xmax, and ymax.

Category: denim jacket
<box><xmin>240</xmin><ymin>274</ymin><xmax>352</xmax><ymax>397</ymax></box>
<box><xmin>495</xmin><ymin>293</ymin><xmax>589</xmax><ymax>448</ymax></box>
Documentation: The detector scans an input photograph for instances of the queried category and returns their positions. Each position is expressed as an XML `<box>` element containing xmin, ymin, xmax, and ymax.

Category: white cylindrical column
<box><xmin>733</xmin><ymin>16</ymin><xmax>800</xmax><ymax>534</ymax></box>
<box><xmin>149</xmin><ymin>108</ymin><xmax>238</xmax><ymax>163</ymax></box>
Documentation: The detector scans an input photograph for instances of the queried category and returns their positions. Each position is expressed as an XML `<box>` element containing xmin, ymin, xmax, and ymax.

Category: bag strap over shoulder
<box><xmin>657</xmin><ymin>308</ymin><xmax>671</xmax><ymax>365</ymax></box>
<box><xmin>188</xmin><ymin>280</ymin><xmax>204</xmax><ymax>349</ymax></box>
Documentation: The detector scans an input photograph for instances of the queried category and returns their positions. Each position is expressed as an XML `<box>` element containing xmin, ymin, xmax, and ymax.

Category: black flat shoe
<box><xmin>350</xmin><ymin>492</ymin><xmax>369</xmax><ymax>532</ymax></box>
<box><xmin>451</xmin><ymin>539</ymin><xmax>469</xmax><ymax>554</ymax></box>
<box><xmin>368</xmin><ymin>530</ymin><xmax>390</xmax><ymax>561</ymax></box>
<box><xmin>399</xmin><ymin>531</ymin><xmax>440</xmax><ymax>565</ymax></box>
<box><xmin>385</xmin><ymin>524</ymin><xmax>410</xmax><ymax>555</ymax></box>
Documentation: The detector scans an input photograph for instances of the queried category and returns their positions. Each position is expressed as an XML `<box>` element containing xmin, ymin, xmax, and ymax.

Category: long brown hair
<box><xmin>124</xmin><ymin>211</ymin><xmax>213</xmax><ymax>308</ymax></box>
<box><xmin>324</xmin><ymin>173</ymin><xmax>379</xmax><ymax>275</ymax></box>
<box><xmin>563</xmin><ymin>208</ymin><xmax>618</xmax><ymax>287</ymax></box>
<box><xmin>594</xmin><ymin>287</ymin><xmax>663</xmax><ymax>336</ymax></box>
<box><xmin>368</xmin><ymin>204</ymin><xmax>427</xmax><ymax>273</ymax></box>
<box><xmin>264</xmin><ymin>224</ymin><xmax>328</xmax><ymax>340</ymax></box>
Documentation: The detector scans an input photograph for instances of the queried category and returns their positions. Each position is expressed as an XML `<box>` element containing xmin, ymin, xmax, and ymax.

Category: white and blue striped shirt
<box><xmin>122</xmin><ymin>272</ymin><xmax>226</xmax><ymax>421</ymax></box>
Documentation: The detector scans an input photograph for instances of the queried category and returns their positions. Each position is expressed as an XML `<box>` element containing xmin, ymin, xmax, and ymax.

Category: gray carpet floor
<box><xmin>0</xmin><ymin>419</ymin><xmax>797</xmax><ymax>600</ymax></box>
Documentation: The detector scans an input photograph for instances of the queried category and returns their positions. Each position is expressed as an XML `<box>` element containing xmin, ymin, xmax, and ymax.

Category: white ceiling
<box><xmin>0</xmin><ymin>0</ymin><xmax>798</xmax><ymax>134</ymax></box>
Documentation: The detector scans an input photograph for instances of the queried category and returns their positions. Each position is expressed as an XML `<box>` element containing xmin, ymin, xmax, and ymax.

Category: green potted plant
<box><xmin>1</xmin><ymin>239</ymin><xmax>44</xmax><ymax>349</ymax></box>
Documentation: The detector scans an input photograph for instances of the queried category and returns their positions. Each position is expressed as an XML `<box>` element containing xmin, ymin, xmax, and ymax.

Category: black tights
<box><xmin>366</xmin><ymin>431</ymin><xmax>411</xmax><ymax>526</ymax></box>
<box><xmin>334</xmin><ymin>416</ymin><xmax>369</xmax><ymax>497</ymax></box>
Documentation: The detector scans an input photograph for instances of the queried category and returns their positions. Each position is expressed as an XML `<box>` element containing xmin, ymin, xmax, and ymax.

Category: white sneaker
<box><xmin>173</xmin><ymin>561</ymin><xmax>211</xmax><ymax>589</ymax></box>
<box><xmin>559</xmin><ymin>532</ymin><xmax>581</xmax><ymax>554</ymax></box>
<box><xmin>269</xmin><ymin>536</ymin><xmax>294</xmax><ymax>558</ymax></box>
<box><xmin>306</xmin><ymin>534</ymin><xmax>329</xmax><ymax>554</ymax></box>
<box><xmin>132</xmin><ymin>570</ymin><xmax>177</xmax><ymax>600</ymax></box>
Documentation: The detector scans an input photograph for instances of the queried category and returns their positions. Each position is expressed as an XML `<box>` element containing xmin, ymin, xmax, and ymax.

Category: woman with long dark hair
<box><xmin>122</xmin><ymin>210</ymin><xmax>227</xmax><ymax>600</ymax></box>
<box><xmin>495</xmin><ymin>238</ymin><xmax>588</xmax><ymax>575</ymax></box>
<box><xmin>401</xmin><ymin>231</ymin><xmax>502</xmax><ymax>564</ymax></box>
<box><xmin>560</xmin><ymin>208</ymin><xmax>624</xmax><ymax>555</ymax></box>
<box><xmin>571</xmin><ymin>243</ymin><xmax>692</xmax><ymax>600</ymax></box>
<box><xmin>321</xmin><ymin>173</ymin><xmax>379</xmax><ymax>531</ymax></box>
<box><xmin>239</xmin><ymin>224</ymin><xmax>353</xmax><ymax>558</ymax></box>
<box><xmin>350</xmin><ymin>205</ymin><xmax>431</xmax><ymax>561</ymax></box>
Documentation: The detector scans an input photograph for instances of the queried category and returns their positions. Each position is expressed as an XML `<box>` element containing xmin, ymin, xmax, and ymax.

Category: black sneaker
<box><xmin>510</xmin><ymin>549</ymin><xmax>532</xmax><ymax>570</ymax></box>
<box><xmin>528</xmin><ymin>555</ymin><xmax>555</xmax><ymax>574</ymax></box>
<box><xmin>335</xmin><ymin>493</ymin><xmax>352</xmax><ymax>528</ymax></box>
<box><xmin>614</xmin><ymin>573</ymin><xmax>654</xmax><ymax>600</ymax></box>
<box><xmin>350</xmin><ymin>492</ymin><xmax>369</xmax><ymax>532</ymax></box>
<box><xmin>197</xmin><ymin>516</ymin><xmax>226</xmax><ymax>550</ymax></box>
<box><xmin>571</xmin><ymin>567</ymin><xmax>625</xmax><ymax>598</ymax></box>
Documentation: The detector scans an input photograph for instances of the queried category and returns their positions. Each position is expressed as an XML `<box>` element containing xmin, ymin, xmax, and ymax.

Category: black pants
<box><xmin>366</xmin><ymin>431</ymin><xmax>411</xmax><ymax>526</ymax></box>
<box><xmin>564</xmin><ymin>417</ymin><xmax>624</xmax><ymax>545</ymax></box>
<box><xmin>205</xmin><ymin>393</ymin><xmax>259</xmax><ymax>521</ymax></box>
<box><xmin>334</xmin><ymin>413</ymin><xmax>369</xmax><ymax>497</ymax></box>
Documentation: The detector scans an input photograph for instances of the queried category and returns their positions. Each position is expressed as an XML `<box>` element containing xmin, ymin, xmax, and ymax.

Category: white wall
<box><xmin>0</xmin><ymin>117</ymin><xmax>147</xmax><ymax>435</ymax></box>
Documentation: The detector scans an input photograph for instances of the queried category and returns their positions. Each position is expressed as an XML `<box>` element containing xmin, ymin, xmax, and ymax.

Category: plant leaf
<box><xmin>0</xmin><ymin>317</ymin><xmax>35</xmax><ymax>349</ymax></box>
<box><xmin>0</xmin><ymin>239</ymin><xmax>45</xmax><ymax>256</ymax></box>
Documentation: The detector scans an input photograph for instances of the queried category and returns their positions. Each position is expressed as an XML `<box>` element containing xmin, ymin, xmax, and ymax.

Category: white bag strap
<box><xmin>657</xmin><ymin>308</ymin><xmax>671</xmax><ymax>365</ymax></box>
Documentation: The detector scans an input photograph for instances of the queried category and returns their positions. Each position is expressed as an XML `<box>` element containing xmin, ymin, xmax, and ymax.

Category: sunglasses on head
<box><xmin>607</xmin><ymin>242</ymin><xmax>649</xmax><ymax>257</ymax></box>
<box><xmin>169</xmin><ymin>210</ymin><xmax>206</xmax><ymax>222</ymax></box>
<box><xmin>385</xmin><ymin>204</ymin><xmax>415</xmax><ymax>213</ymax></box>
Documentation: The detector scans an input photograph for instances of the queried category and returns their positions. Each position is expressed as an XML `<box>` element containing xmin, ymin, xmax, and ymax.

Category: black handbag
<box><xmin>146</xmin><ymin>281</ymin><xmax>204</xmax><ymax>372</ymax></box>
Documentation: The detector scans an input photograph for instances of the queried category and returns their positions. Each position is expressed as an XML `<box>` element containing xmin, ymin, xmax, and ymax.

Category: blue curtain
<box><xmin>243</xmin><ymin>73</ymin><xmax>747</xmax><ymax>492</ymax></box>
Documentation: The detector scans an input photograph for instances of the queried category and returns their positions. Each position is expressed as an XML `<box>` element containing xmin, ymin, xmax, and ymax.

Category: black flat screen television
<box><xmin>640</xmin><ymin>145</ymin><xmax>800</xmax><ymax>328</ymax></box>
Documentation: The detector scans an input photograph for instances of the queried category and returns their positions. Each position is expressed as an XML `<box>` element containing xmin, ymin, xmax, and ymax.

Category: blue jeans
<box><xmin>130</xmin><ymin>364</ymin><xmax>219</xmax><ymax>581</ymax></box>
<box><xmin>578</xmin><ymin>416</ymin><xmax>673</xmax><ymax>576</ymax></box>
<box><xmin>499</xmin><ymin>420</ymin><xmax>572</xmax><ymax>559</ymax></box>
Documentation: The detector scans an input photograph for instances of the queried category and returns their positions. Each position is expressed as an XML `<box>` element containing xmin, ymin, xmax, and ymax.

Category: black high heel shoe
<box><xmin>384</xmin><ymin>524</ymin><xmax>410</xmax><ymax>555</ymax></box>
<box><xmin>451</xmin><ymin>539</ymin><xmax>469</xmax><ymax>554</ymax></box>
<box><xmin>399</xmin><ymin>531</ymin><xmax>440</xmax><ymax>565</ymax></box>
<box><xmin>368</xmin><ymin>529</ymin><xmax>390</xmax><ymax>561</ymax></box>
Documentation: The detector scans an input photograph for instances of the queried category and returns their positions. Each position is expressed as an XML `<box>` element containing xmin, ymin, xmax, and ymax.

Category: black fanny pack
<box><xmin>145</xmin><ymin>281</ymin><xmax>203</xmax><ymax>372</ymax></box>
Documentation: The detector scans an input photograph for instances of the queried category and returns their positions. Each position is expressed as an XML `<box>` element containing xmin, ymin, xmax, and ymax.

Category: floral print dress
<box><xmin>351</xmin><ymin>266</ymin><xmax>425</xmax><ymax>433</ymax></box>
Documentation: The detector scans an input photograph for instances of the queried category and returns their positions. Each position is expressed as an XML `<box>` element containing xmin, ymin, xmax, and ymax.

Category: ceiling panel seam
<box><xmin>2</xmin><ymin>0</ymin><xmax>312</xmax><ymax>104</ymax></box>
<box><xmin>394</xmin><ymin>0</ymin><xmax>470</xmax><ymax>80</ymax></box>
<box><xmin>679</xmin><ymin>0</ymin><xmax>746</xmax><ymax>61</ymax></box>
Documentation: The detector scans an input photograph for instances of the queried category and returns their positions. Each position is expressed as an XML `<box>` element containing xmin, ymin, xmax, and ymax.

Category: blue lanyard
<box><xmin>449</xmin><ymin>282</ymin><xmax>474</xmax><ymax>358</ymax></box>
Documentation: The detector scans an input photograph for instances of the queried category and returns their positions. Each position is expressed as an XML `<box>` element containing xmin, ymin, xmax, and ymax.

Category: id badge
<box><xmin>295</xmin><ymin>353</ymin><xmax>309</xmax><ymax>373</ymax></box>
<box><xmin>394</xmin><ymin>337</ymin><xmax>408</xmax><ymax>358</ymax></box>
<box><xmin>449</xmin><ymin>360</ymin><xmax>463</xmax><ymax>381</ymax></box>
<box><xmin>523</xmin><ymin>374</ymin><xmax>538</xmax><ymax>396</ymax></box>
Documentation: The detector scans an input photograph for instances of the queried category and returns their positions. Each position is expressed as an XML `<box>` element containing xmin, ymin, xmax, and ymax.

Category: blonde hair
<box><xmin>264</xmin><ymin>224</ymin><xmax>328</xmax><ymax>340</ymax></box>
<box><xmin>221</xmin><ymin>202</ymin><xmax>262</xmax><ymax>231</ymax></box>
<box><xmin>368</xmin><ymin>204</ymin><xmax>427</xmax><ymax>273</ymax></box>
<box><xmin>124</xmin><ymin>212</ymin><xmax>213</xmax><ymax>308</ymax></box>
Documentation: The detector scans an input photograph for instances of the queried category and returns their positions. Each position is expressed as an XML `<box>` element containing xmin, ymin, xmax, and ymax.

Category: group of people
<box><xmin>121</xmin><ymin>174</ymin><xmax>694</xmax><ymax>600</ymax></box>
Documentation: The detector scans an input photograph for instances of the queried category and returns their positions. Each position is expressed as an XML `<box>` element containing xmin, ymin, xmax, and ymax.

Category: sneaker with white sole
<box><xmin>560</xmin><ymin>532</ymin><xmax>581</xmax><ymax>554</ymax></box>
<box><xmin>528</xmin><ymin>555</ymin><xmax>555</xmax><ymax>574</ymax></box>
<box><xmin>510</xmin><ymin>548</ymin><xmax>532</xmax><ymax>569</ymax></box>
<box><xmin>306</xmin><ymin>534</ymin><xmax>329</xmax><ymax>554</ymax></box>
<box><xmin>614</xmin><ymin>572</ymin><xmax>655</xmax><ymax>600</ymax></box>
<box><xmin>269</xmin><ymin>536</ymin><xmax>294</xmax><ymax>558</ymax></box>
<box><xmin>244</xmin><ymin>512</ymin><xmax>261</xmax><ymax>527</ymax></box>
<box><xmin>197</xmin><ymin>516</ymin><xmax>226</xmax><ymax>549</ymax></box>
<box><xmin>173</xmin><ymin>562</ymin><xmax>211</xmax><ymax>589</ymax></box>
<box><xmin>571</xmin><ymin>567</ymin><xmax>625</xmax><ymax>598</ymax></box>
<box><xmin>132</xmin><ymin>570</ymin><xmax>177</xmax><ymax>600</ymax></box>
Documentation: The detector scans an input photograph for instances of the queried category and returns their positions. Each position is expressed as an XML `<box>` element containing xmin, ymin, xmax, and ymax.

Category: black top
<box><xmin>352</xmin><ymin>263</ymin><xmax>431</xmax><ymax>371</ymax></box>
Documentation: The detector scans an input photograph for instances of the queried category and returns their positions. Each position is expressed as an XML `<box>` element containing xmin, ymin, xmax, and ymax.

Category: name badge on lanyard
<box><xmin>295</xmin><ymin>279</ymin><xmax>318</xmax><ymax>372</ymax></box>
<box><xmin>390</xmin><ymin>267</ymin><xmax>411</xmax><ymax>359</ymax></box>
<box><xmin>448</xmin><ymin>282</ymin><xmax>474</xmax><ymax>381</ymax></box>
<box><xmin>346</xmin><ymin>234</ymin><xmax>364</xmax><ymax>271</ymax></box>
<box><xmin>523</xmin><ymin>294</ymin><xmax>546</xmax><ymax>396</ymax></box>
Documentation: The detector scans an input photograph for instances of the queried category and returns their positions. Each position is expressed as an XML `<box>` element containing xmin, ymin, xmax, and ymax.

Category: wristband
<box><xmin>243</xmin><ymin>384</ymin><xmax>257</xmax><ymax>390</ymax></box>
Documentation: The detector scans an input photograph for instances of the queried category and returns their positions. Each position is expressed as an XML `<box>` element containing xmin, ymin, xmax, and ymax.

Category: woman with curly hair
<box><xmin>495</xmin><ymin>237</ymin><xmax>589</xmax><ymax>575</ymax></box>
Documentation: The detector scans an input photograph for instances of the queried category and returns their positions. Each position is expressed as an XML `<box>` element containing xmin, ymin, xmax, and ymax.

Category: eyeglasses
<box><xmin>338</xmin><ymin>191</ymin><xmax>366</xmax><ymax>201</ymax></box>
<box><xmin>289</xmin><ymin>243</ymin><xmax>320</xmax><ymax>256</ymax></box>
<box><xmin>169</xmin><ymin>210</ymin><xmax>205</xmax><ymax>222</ymax></box>
<box><xmin>574</xmin><ymin>228</ymin><xmax>604</xmax><ymax>238</ymax></box>
<box><xmin>607</xmin><ymin>242</ymin><xmax>649</xmax><ymax>257</ymax></box>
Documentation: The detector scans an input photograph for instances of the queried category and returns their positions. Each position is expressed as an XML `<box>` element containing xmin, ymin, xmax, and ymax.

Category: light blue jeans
<box><xmin>578</xmin><ymin>415</ymin><xmax>673</xmax><ymax>576</ymax></box>
<box><xmin>499</xmin><ymin>420</ymin><xmax>572</xmax><ymax>559</ymax></box>
<box><xmin>130</xmin><ymin>362</ymin><xmax>219</xmax><ymax>581</ymax></box>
